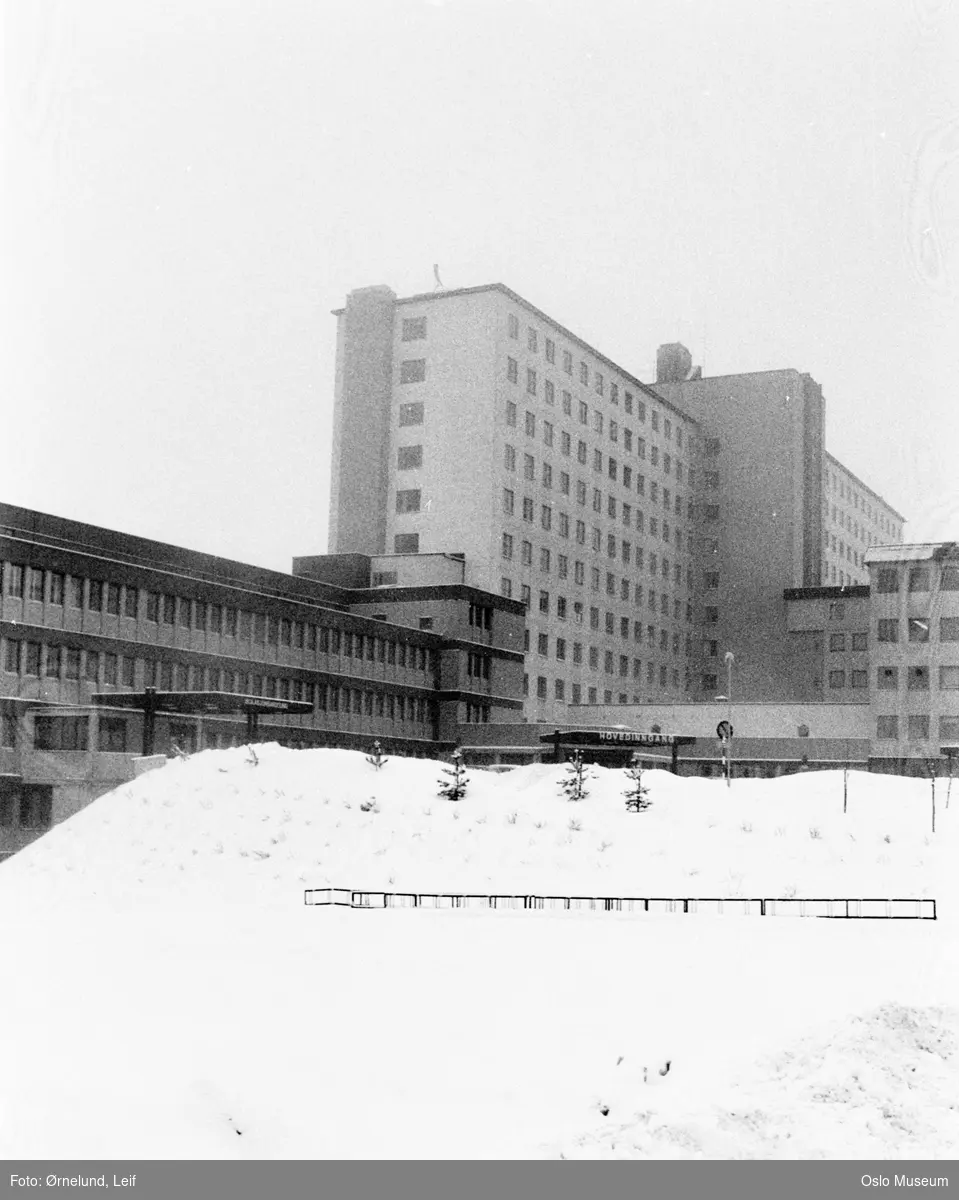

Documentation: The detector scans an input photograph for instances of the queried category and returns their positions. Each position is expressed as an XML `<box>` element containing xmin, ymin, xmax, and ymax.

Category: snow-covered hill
<box><xmin>0</xmin><ymin>746</ymin><xmax>956</xmax><ymax>1158</ymax></box>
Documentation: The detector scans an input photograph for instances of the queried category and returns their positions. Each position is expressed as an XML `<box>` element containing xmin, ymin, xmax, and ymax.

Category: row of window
<box><xmin>876</xmin><ymin>566</ymin><xmax>959</xmax><ymax>593</ymax></box>
<box><xmin>504</xmin><ymin>402</ymin><xmax>689</xmax><ymax>487</ymax></box>
<box><xmin>876</xmin><ymin>715</ymin><xmax>959</xmax><ymax>741</ymax></box>
<box><xmin>876</xmin><ymin>617</ymin><xmax>959</xmax><ymax>644</ymax></box>
<box><xmin>829</xmin><ymin>632</ymin><xmax>870</xmax><ymax>651</ymax></box>
<box><xmin>0</xmin><ymin>565</ymin><xmax>436</xmax><ymax>672</ymax></box>
<box><xmin>501</xmin><ymin>576</ymin><xmax>691</xmax><ymax>627</ymax></box>
<box><xmin>503</xmin><ymin>480</ymin><xmax>687</xmax><ymax>538</ymax></box>
<box><xmin>523</xmin><ymin>632</ymin><xmax>686</xmax><ymax>672</ymax></box>
<box><xmin>503</xmin><ymin>443</ymin><xmax>689</xmax><ymax>518</ymax></box>
<box><xmin>500</xmin><ymin>537</ymin><xmax>689</xmax><ymax>594</ymax></box>
<box><xmin>505</xmin><ymin>312</ymin><xmax>686</xmax><ymax>444</ymax></box>
<box><xmin>876</xmin><ymin>665</ymin><xmax>959</xmax><ymax>690</ymax></box>
<box><xmin>825</xmin><ymin>467</ymin><xmax>901</xmax><ymax>538</ymax></box>
<box><xmin>499</xmin><ymin>504</ymin><xmax>686</xmax><ymax>564</ymax></box>
<box><xmin>0</xmin><ymin>637</ymin><xmax>440</xmax><ymax>703</ymax></box>
<box><xmin>524</xmin><ymin>667</ymin><xmax>686</xmax><ymax>702</ymax></box>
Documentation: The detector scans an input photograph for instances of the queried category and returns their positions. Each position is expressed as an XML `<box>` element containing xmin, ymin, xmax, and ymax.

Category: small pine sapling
<box><xmin>624</xmin><ymin>754</ymin><xmax>652</xmax><ymax>812</ymax></box>
<box><xmin>245</xmin><ymin>746</ymin><xmax>259</xmax><ymax>767</ymax></box>
<box><xmin>365</xmin><ymin>740</ymin><xmax>388</xmax><ymax>770</ymax></box>
<box><xmin>438</xmin><ymin>748</ymin><xmax>469</xmax><ymax>802</ymax></box>
<box><xmin>560</xmin><ymin>750</ymin><xmax>591</xmax><ymax>801</ymax></box>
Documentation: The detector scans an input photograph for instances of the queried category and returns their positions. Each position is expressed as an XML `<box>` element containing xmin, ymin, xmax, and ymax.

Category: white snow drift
<box><xmin>0</xmin><ymin>744</ymin><xmax>956</xmax><ymax>1159</ymax></box>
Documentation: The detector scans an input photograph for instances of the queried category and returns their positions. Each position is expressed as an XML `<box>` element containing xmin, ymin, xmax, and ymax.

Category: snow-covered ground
<box><xmin>0</xmin><ymin>745</ymin><xmax>957</xmax><ymax>1159</ymax></box>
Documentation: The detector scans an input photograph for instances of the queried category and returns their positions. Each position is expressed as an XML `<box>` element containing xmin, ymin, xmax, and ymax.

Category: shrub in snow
<box><xmin>623</xmin><ymin>755</ymin><xmax>652</xmax><ymax>812</ymax></box>
<box><xmin>438</xmin><ymin>749</ymin><xmax>469</xmax><ymax>802</ymax></box>
<box><xmin>359</xmin><ymin>798</ymin><xmax>380</xmax><ymax>813</ymax></box>
<box><xmin>560</xmin><ymin>751</ymin><xmax>592</xmax><ymax>801</ymax></box>
<box><xmin>506</xmin><ymin>811</ymin><xmax>518</xmax><ymax>825</ymax></box>
<box><xmin>245</xmin><ymin>747</ymin><xmax>259</xmax><ymax>767</ymax></box>
<box><xmin>365</xmin><ymin>741</ymin><xmax>388</xmax><ymax>770</ymax></box>
<box><xmin>809</xmin><ymin>826</ymin><xmax>822</xmax><ymax>840</ymax></box>
<box><xmin>568</xmin><ymin>817</ymin><xmax>582</xmax><ymax>833</ymax></box>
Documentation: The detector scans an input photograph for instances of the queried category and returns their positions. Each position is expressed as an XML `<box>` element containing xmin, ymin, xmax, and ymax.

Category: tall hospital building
<box><xmin>328</xmin><ymin>282</ymin><xmax>905</xmax><ymax>723</ymax></box>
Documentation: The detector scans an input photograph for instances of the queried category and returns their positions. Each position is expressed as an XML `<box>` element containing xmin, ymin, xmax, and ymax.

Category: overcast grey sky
<box><xmin>3</xmin><ymin>0</ymin><xmax>958</xmax><ymax>572</ymax></box>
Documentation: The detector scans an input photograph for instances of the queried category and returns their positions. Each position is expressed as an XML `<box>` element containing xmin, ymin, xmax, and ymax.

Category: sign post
<box><xmin>716</xmin><ymin>720</ymin><xmax>734</xmax><ymax>787</ymax></box>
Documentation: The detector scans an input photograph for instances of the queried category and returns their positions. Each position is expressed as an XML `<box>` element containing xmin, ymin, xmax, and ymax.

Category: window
<box><xmin>88</xmin><ymin>580</ymin><xmax>103</xmax><ymax>611</ymax></box>
<box><xmin>537</xmin><ymin>676</ymin><xmax>548</xmax><ymax>699</ymax></box>
<box><xmin>502</xmin><ymin>533</ymin><xmax>514</xmax><ymax>560</ymax></box>
<box><xmin>908</xmin><ymin>568</ymin><xmax>930</xmax><ymax>592</ymax></box>
<box><xmin>940</xmin><ymin>618</ymin><xmax>959</xmax><ymax>642</ymax></box>
<box><xmin>399</xmin><ymin>402</ymin><xmax>424</xmax><ymax>426</ymax></box>
<box><xmin>34</xmin><ymin>715</ymin><xmax>89</xmax><ymax>752</ymax></box>
<box><xmin>908</xmin><ymin>715</ymin><xmax>930</xmax><ymax>742</ymax></box>
<box><xmin>941</xmin><ymin>566</ymin><xmax>959</xmax><ymax>590</ymax></box>
<box><xmin>521</xmin><ymin>540</ymin><xmax>533</xmax><ymax>565</ymax></box>
<box><xmin>877</xmin><ymin>666</ymin><xmax>898</xmax><ymax>689</ymax></box>
<box><xmin>418</xmin><ymin>617</ymin><xmax>433</xmax><ymax>631</ymax></box>
<box><xmin>3</xmin><ymin>563</ymin><xmax>24</xmax><ymax>597</ymax></box>
<box><xmin>41</xmin><ymin>645</ymin><xmax>60</xmax><ymax>678</ymax></box>
<box><xmin>545</xmin><ymin>337</ymin><xmax>555</xmax><ymax>364</ymax></box>
<box><xmin>939</xmin><ymin>715</ymin><xmax>959</xmax><ymax>741</ymax></box>
<box><xmin>907</xmin><ymin>666</ymin><xmax>930</xmax><ymax>691</ymax></box>
<box><xmin>524</xmin><ymin>454</ymin><xmax>535</xmax><ymax>481</ymax></box>
<box><xmin>528</xmin><ymin>327</ymin><xmax>538</xmax><ymax>352</ymax></box>
<box><xmin>398</xmin><ymin>444</ymin><xmax>423</xmax><ymax>469</ymax></box>
<box><xmin>527</xmin><ymin>368</ymin><xmax>537</xmax><ymax>396</ymax></box>
<box><xmin>504</xmin><ymin>444</ymin><xmax>516</xmax><ymax>472</ymax></box>
<box><xmin>829</xmin><ymin>633</ymin><xmax>846</xmax><ymax>651</ymax></box>
<box><xmin>705</xmin><ymin>606</ymin><xmax>719</xmax><ymax>625</ymax></box>
<box><xmin>876</xmin><ymin>567</ymin><xmax>899</xmax><ymax>593</ymax></box>
<box><xmin>850</xmin><ymin>669</ymin><xmax>868</xmax><ymax>689</ymax></box>
<box><xmin>852</xmin><ymin>632</ymin><xmax>868</xmax><ymax>651</ymax></box>
<box><xmin>908</xmin><ymin>618</ymin><xmax>930</xmax><ymax>643</ymax></box>
<box><xmin>394</xmin><ymin>533</ymin><xmax>419</xmax><ymax>553</ymax></box>
<box><xmin>540</xmin><ymin>547</ymin><xmax>551</xmax><ymax>572</ymax></box>
<box><xmin>541</xmin><ymin>506</ymin><xmax>552</xmax><ymax>532</ymax></box>
<box><xmin>877</xmin><ymin>618</ymin><xmax>899</xmax><ymax>643</ymax></box>
<box><xmin>538</xmin><ymin>630</ymin><xmax>549</xmax><ymax>654</ymax></box>
<box><xmin>520</xmin><ymin>584</ymin><xmax>531</xmax><ymax>609</ymax></box>
<box><xmin>400</xmin><ymin>359</ymin><xmax>426</xmax><ymax>384</ymax></box>
<box><xmin>562</xmin><ymin>390</ymin><xmax>572</xmax><ymax>415</ymax></box>
<box><xmin>124</xmin><ymin>586</ymin><xmax>138</xmax><ymax>619</ymax></box>
<box><xmin>98</xmin><ymin>717</ymin><xmax>128</xmax><ymax>753</ymax></box>
<box><xmin>508</xmin><ymin>313</ymin><xmax>519</xmax><ymax>339</ymax></box>
<box><xmin>396</xmin><ymin>489</ymin><xmax>421</xmax><ymax>513</ymax></box>
<box><xmin>503</xmin><ymin>488</ymin><xmax>514</xmax><ymax>515</ymax></box>
<box><xmin>828</xmin><ymin>669</ymin><xmax>845</xmax><ymax>689</ymax></box>
<box><xmin>525</xmin><ymin>411</ymin><xmax>536</xmax><ymax>438</ymax></box>
<box><xmin>402</xmin><ymin>316</ymin><xmax>427</xmax><ymax>341</ymax></box>
<box><xmin>875</xmin><ymin>716</ymin><xmax>898</xmax><ymax>740</ymax></box>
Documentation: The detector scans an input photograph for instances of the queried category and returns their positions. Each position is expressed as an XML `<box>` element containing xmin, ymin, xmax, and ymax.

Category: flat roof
<box><xmin>334</xmin><ymin>282</ymin><xmax>696</xmax><ymax>424</ymax></box>
<box><xmin>784</xmin><ymin>585</ymin><xmax>870</xmax><ymax>600</ymax></box>
<box><xmin>864</xmin><ymin>542</ymin><xmax>959</xmax><ymax>565</ymax></box>
<box><xmin>90</xmin><ymin>691</ymin><xmax>314</xmax><ymax>716</ymax></box>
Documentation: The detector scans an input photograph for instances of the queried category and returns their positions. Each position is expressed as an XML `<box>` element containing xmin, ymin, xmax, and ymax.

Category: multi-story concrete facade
<box><xmin>0</xmin><ymin>502</ymin><xmax>525</xmax><ymax>857</ymax></box>
<box><xmin>329</xmin><ymin>282</ymin><xmax>907</xmax><ymax>719</ymax></box>
<box><xmin>783</xmin><ymin>585</ymin><xmax>871</xmax><ymax>702</ymax></box>
<box><xmin>330</xmin><ymin>284</ymin><xmax>700</xmax><ymax>723</ymax></box>
<box><xmin>866</xmin><ymin>543</ymin><xmax>959</xmax><ymax>771</ymax></box>
<box><xmin>652</xmin><ymin>353</ymin><xmax>905</xmax><ymax>702</ymax></box>
<box><xmin>822</xmin><ymin>454</ymin><xmax>905</xmax><ymax>587</ymax></box>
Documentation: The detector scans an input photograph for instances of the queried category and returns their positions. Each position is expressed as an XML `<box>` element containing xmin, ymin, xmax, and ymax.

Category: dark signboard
<box><xmin>539</xmin><ymin>729</ymin><xmax>695</xmax><ymax>749</ymax></box>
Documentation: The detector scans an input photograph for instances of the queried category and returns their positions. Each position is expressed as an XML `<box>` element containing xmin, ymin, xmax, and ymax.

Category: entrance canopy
<box><xmin>91</xmin><ymin>689</ymin><xmax>314</xmax><ymax>756</ymax></box>
<box><xmin>540</xmin><ymin>728</ymin><xmax>696</xmax><ymax>773</ymax></box>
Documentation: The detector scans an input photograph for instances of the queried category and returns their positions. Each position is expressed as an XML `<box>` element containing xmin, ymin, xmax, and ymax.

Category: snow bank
<box><xmin>0</xmin><ymin>746</ymin><xmax>956</xmax><ymax>1159</ymax></box>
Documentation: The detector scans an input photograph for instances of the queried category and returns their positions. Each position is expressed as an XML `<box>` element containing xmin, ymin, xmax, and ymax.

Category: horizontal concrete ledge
<box><xmin>304</xmin><ymin>889</ymin><xmax>937</xmax><ymax>920</ymax></box>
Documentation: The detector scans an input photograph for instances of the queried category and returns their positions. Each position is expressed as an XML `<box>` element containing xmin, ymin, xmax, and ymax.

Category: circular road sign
<box><xmin>716</xmin><ymin>720</ymin><xmax>734</xmax><ymax>740</ymax></box>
